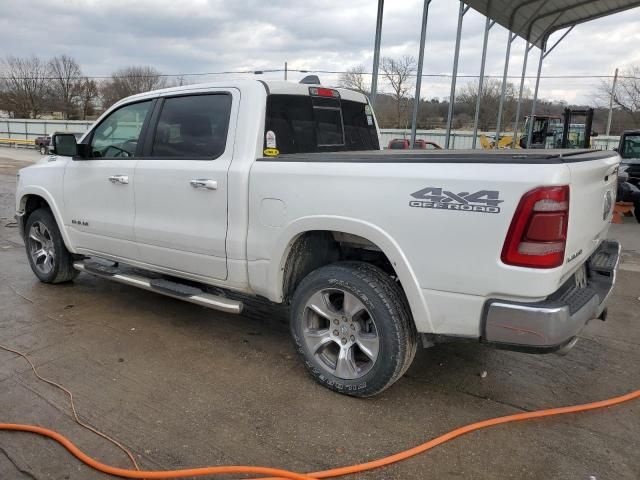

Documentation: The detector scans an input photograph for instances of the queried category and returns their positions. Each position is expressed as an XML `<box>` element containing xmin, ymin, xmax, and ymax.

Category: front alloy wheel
<box><xmin>28</xmin><ymin>221</ymin><xmax>56</xmax><ymax>275</ymax></box>
<box><xmin>24</xmin><ymin>208</ymin><xmax>79</xmax><ymax>283</ymax></box>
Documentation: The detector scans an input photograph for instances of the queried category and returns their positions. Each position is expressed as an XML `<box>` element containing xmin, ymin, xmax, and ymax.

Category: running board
<box><xmin>73</xmin><ymin>261</ymin><xmax>243</xmax><ymax>314</ymax></box>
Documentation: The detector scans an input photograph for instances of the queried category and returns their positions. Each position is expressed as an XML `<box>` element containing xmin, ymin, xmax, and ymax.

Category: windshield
<box><xmin>264</xmin><ymin>94</ymin><xmax>379</xmax><ymax>154</ymax></box>
<box><xmin>621</xmin><ymin>134</ymin><xmax>640</xmax><ymax>159</ymax></box>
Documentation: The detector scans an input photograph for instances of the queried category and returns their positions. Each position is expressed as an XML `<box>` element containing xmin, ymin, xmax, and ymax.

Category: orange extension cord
<box><xmin>1</xmin><ymin>343</ymin><xmax>638</xmax><ymax>479</ymax></box>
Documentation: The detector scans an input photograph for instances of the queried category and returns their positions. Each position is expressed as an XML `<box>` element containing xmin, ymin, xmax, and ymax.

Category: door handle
<box><xmin>108</xmin><ymin>175</ymin><xmax>129</xmax><ymax>185</ymax></box>
<box><xmin>190</xmin><ymin>179</ymin><xmax>218</xmax><ymax>190</ymax></box>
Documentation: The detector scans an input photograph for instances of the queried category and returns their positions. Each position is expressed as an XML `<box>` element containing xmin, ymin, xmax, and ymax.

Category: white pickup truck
<box><xmin>15</xmin><ymin>79</ymin><xmax>621</xmax><ymax>397</ymax></box>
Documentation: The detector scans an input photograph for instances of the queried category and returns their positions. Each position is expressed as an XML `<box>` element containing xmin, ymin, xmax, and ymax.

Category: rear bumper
<box><xmin>482</xmin><ymin>240</ymin><xmax>621</xmax><ymax>353</ymax></box>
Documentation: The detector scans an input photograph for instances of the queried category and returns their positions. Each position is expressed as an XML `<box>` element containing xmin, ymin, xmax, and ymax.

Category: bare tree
<box><xmin>599</xmin><ymin>66</ymin><xmax>640</xmax><ymax>125</ymax></box>
<box><xmin>48</xmin><ymin>55</ymin><xmax>82</xmax><ymax>118</ymax></box>
<box><xmin>0</xmin><ymin>56</ymin><xmax>50</xmax><ymax>118</ymax></box>
<box><xmin>380</xmin><ymin>56</ymin><xmax>416</xmax><ymax>128</ymax></box>
<box><xmin>78</xmin><ymin>77</ymin><xmax>99</xmax><ymax>119</ymax></box>
<box><xmin>458</xmin><ymin>79</ymin><xmax>521</xmax><ymax>130</ymax></box>
<box><xmin>101</xmin><ymin>66</ymin><xmax>167</xmax><ymax>109</ymax></box>
<box><xmin>338</xmin><ymin>65</ymin><xmax>369</xmax><ymax>96</ymax></box>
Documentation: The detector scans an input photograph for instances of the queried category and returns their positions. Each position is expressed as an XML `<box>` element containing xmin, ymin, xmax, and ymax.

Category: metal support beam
<box><xmin>542</xmin><ymin>25</ymin><xmax>574</xmax><ymax>59</ymax></box>
<box><xmin>512</xmin><ymin>42</ymin><xmax>534</xmax><ymax>148</ymax></box>
<box><xmin>370</xmin><ymin>0</ymin><xmax>384</xmax><ymax>108</ymax></box>
<box><xmin>471</xmin><ymin>17</ymin><xmax>495</xmax><ymax>149</ymax></box>
<box><xmin>606</xmin><ymin>67</ymin><xmax>619</xmax><ymax>136</ymax></box>
<box><xmin>526</xmin><ymin>26</ymin><xmax>574</xmax><ymax>148</ymax></box>
<box><xmin>494</xmin><ymin>31</ymin><xmax>517</xmax><ymax>148</ymax></box>
<box><xmin>444</xmin><ymin>2</ymin><xmax>469</xmax><ymax>149</ymax></box>
<box><xmin>526</xmin><ymin>46</ymin><xmax>544</xmax><ymax>148</ymax></box>
<box><xmin>410</xmin><ymin>0</ymin><xmax>432</xmax><ymax>149</ymax></box>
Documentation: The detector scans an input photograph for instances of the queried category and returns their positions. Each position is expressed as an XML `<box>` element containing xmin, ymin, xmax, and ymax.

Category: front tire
<box><xmin>25</xmin><ymin>208</ymin><xmax>79</xmax><ymax>283</ymax></box>
<box><xmin>290</xmin><ymin>262</ymin><xmax>417</xmax><ymax>397</ymax></box>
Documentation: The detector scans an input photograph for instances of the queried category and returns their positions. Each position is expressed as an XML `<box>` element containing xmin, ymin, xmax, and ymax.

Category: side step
<box><xmin>73</xmin><ymin>261</ymin><xmax>243</xmax><ymax>314</ymax></box>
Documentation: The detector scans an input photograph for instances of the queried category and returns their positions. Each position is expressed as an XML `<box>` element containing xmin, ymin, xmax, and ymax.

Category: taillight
<box><xmin>501</xmin><ymin>186</ymin><xmax>570</xmax><ymax>268</ymax></box>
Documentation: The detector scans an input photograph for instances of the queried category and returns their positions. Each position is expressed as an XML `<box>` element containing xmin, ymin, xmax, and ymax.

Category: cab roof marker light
<box><xmin>309</xmin><ymin>87</ymin><xmax>340</xmax><ymax>98</ymax></box>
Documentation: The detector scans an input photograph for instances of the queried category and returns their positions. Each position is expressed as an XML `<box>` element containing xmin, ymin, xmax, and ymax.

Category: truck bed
<box><xmin>260</xmin><ymin>149</ymin><xmax>616</xmax><ymax>164</ymax></box>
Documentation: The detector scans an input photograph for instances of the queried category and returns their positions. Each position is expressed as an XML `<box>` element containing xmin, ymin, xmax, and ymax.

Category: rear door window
<box><xmin>150</xmin><ymin>93</ymin><xmax>232</xmax><ymax>159</ymax></box>
<box><xmin>265</xmin><ymin>94</ymin><xmax>379</xmax><ymax>154</ymax></box>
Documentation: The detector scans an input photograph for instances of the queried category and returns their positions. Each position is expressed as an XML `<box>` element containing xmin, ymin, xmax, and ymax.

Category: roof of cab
<box><xmin>112</xmin><ymin>78</ymin><xmax>368</xmax><ymax>109</ymax></box>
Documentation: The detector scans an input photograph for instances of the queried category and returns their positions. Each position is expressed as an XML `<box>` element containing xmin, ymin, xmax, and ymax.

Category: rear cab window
<box><xmin>264</xmin><ymin>88</ymin><xmax>379</xmax><ymax>155</ymax></box>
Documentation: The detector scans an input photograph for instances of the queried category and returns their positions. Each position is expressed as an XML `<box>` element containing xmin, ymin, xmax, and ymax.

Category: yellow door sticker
<box><xmin>263</xmin><ymin>148</ymin><xmax>280</xmax><ymax>156</ymax></box>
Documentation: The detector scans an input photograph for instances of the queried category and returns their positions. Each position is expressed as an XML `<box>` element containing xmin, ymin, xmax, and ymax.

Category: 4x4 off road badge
<box><xmin>409</xmin><ymin>187</ymin><xmax>503</xmax><ymax>214</ymax></box>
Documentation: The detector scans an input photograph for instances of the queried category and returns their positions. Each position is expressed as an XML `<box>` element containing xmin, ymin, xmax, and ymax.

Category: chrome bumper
<box><xmin>482</xmin><ymin>240</ymin><xmax>621</xmax><ymax>353</ymax></box>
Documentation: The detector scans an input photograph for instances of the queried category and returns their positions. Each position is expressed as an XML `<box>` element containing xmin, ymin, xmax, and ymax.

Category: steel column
<box><xmin>526</xmin><ymin>26</ymin><xmax>574</xmax><ymax>148</ymax></box>
<box><xmin>526</xmin><ymin>46</ymin><xmax>544</xmax><ymax>148</ymax></box>
<box><xmin>410</xmin><ymin>0</ymin><xmax>431</xmax><ymax>149</ymax></box>
<box><xmin>512</xmin><ymin>42</ymin><xmax>533</xmax><ymax>148</ymax></box>
<box><xmin>471</xmin><ymin>17</ymin><xmax>494</xmax><ymax>149</ymax></box>
<box><xmin>444</xmin><ymin>2</ymin><xmax>469</xmax><ymax>149</ymax></box>
<box><xmin>495</xmin><ymin>32</ymin><xmax>517</xmax><ymax>148</ymax></box>
<box><xmin>370</xmin><ymin>0</ymin><xmax>384</xmax><ymax>108</ymax></box>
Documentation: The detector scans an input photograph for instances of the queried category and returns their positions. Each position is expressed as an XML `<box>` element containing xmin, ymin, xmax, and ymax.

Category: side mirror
<box><xmin>613</xmin><ymin>147</ymin><xmax>619</xmax><ymax>152</ymax></box>
<box><xmin>591</xmin><ymin>131</ymin><xmax>599</xmax><ymax>137</ymax></box>
<box><xmin>50</xmin><ymin>133</ymin><xmax>77</xmax><ymax>157</ymax></box>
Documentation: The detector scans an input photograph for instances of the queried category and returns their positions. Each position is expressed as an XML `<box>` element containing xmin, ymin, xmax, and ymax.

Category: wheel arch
<box><xmin>17</xmin><ymin>188</ymin><xmax>76</xmax><ymax>253</ymax></box>
<box><xmin>268</xmin><ymin>216</ymin><xmax>433</xmax><ymax>333</ymax></box>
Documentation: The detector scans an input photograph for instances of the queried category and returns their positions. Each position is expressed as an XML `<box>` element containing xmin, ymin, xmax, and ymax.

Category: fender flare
<box><xmin>17</xmin><ymin>186</ymin><xmax>76</xmax><ymax>254</ymax></box>
<box><xmin>268</xmin><ymin>215</ymin><xmax>433</xmax><ymax>332</ymax></box>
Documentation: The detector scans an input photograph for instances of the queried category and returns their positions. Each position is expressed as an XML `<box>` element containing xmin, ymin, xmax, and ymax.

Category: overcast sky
<box><xmin>2</xmin><ymin>0</ymin><xmax>640</xmax><ymax>105</ymax></box>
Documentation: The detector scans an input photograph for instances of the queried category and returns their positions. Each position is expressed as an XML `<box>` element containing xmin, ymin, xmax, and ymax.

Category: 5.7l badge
<box><xmin>409</xmin><ymin>187</ymin><xmax>503</xmax><ymax>214</ymax></box>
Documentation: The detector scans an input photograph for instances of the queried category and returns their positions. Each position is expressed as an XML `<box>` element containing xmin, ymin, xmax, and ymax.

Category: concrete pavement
<box><xmin>0</xmin><ymin>157</ymin><xmax>638</xmax><ymax>479</ymax></box>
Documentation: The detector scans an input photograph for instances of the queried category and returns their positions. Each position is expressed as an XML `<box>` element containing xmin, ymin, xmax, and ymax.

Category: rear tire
<box><xmin>25</xmin><ymin>208</ymin><xmax>79</xmax><ymax>283</ymax></box>
<box><xmin>39</xmin><ymin>144</ymin><xmax>47</xmax><ymax>155</ymax></box>
<box><xmin>290</xmin><ymin>262</ymin><xmax>417</xmax><ymax>397</ymax></box>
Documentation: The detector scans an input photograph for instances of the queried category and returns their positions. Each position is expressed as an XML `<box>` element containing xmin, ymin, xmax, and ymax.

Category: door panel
<box><xmin>63</xmin><ymin>100</ymin><xmax>153</xmax><ymax>259</ymax></box>
<box><xmin>134</xmin><ymin>91</ymin><xmax>237</xmax><ymax>280</ymax></box>
<box><xmin>64</xmin><ymin>160</ymin><xmax>138</xmax><ymax>258</ymax></box>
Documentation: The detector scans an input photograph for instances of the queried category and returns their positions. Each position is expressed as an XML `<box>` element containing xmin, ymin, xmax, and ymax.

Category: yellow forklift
<box><xmin>481</xmin><ymin>108</ymin><xmax>595</xmax><ymax>149</ymax></box>
<box><xmin>519</xmin><ymin>108</ymin><xmax>595</xmax><ymax>149</ymax></box>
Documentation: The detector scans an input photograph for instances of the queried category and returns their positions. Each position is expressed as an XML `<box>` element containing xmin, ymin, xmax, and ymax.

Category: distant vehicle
<box><xmin>387</xmin><ymin>138</ymin><xmax>442</xmax><ymax>150</ymax></box>
<box><xmin>36</xmin><ymin>132</ymin><xmax>85</xmax><ymax>155</ymax></box>
<box><xmin>616</xmin><ymin>130</ymin><xmax>640</xmax><ymax>187</ymax></box>
<box><xmin>34</xmin><ymin>135</ymin><xmax>51</xmax><ymax>155</ymax></box>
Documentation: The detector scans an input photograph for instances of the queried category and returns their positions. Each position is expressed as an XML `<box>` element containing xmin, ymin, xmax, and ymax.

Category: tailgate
<box><xmin>563</xmin><ymin>152</ymin><xmax>620</xmax><ymax>277</ymax></box>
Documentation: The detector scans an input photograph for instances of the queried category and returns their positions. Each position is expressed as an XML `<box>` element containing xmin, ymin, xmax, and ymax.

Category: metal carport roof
<box><xmin>458</xmin><ymin>0</ymin><xmax>640</xmax><ymax>49</ymax></box>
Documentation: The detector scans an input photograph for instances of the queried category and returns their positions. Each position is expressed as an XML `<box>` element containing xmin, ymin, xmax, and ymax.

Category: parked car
<box><xmin>15</xmin><ymin>79</ymin><xmax>621</xmax><ymax>397</ymax></box>
<box><xmin>387</xmin><ymin>138</ymin><xmax>442</xmax><ymax>150</ymax></box>
<box><xmin>34</xmin><ymin>135</ymin><xmax>51</xmax><ymax>155</ymax></box>
<box><xmin>616</xmin><ymin>129</ymin><xmax>640</xmax><ymax>186</ymax></box>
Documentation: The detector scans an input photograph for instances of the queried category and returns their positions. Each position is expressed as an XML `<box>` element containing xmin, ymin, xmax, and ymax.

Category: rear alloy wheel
<box><xmin>302</xmin><ymin>287</ymin><xmax>380</xmax><ymax>380</ymax></box>
<box><xmin>291</xmin><ymin>262</ymin><xmax>417</xmax><ymax>397</ymax></box>
<box><xmin>39</xmin><ymin>145</ymin><xmax>47</xmax><ymax>155</ymax></box>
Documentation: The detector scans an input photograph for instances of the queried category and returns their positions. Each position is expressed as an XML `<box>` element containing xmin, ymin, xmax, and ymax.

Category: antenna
<box><xmin>299</xmin><ymin>75</ymin><xmax>321</xmax><ymax>85</ymax></box>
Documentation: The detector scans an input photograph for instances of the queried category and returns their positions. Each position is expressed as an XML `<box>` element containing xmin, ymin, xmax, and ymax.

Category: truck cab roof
<box><xmin>115</xmin><ymin>79</ymin><xmax>368</xmax><ymax>108</ymax></box>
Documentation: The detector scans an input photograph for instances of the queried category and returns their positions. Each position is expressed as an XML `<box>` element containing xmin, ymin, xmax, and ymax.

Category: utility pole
<box><xmin>284</xmin><ymin>62</ymin><xmax>288</xmax><ymax>81</ymax></box>
<box><xmin>606</xmin><ymin>68</ymin><xmax>618</xmax><ymax>136</ymax></box>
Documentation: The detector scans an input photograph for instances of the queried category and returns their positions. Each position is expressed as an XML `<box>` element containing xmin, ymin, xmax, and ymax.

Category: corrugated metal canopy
<box><xmin>465</xmin><ymin>0</ymin><xmax>640</xmax><ymax>48</ymax></box>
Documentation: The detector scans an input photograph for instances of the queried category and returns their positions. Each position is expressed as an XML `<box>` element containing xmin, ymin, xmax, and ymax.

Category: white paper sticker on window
<box><xmin>367</xmin><ymin>115</ymin><xmax>373</xmax><ymax>126</ymax></box>
<box><xmin>266</xmin><ymin>130</ymin><xmax>277</xmax><ymax>148</ymax></box>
